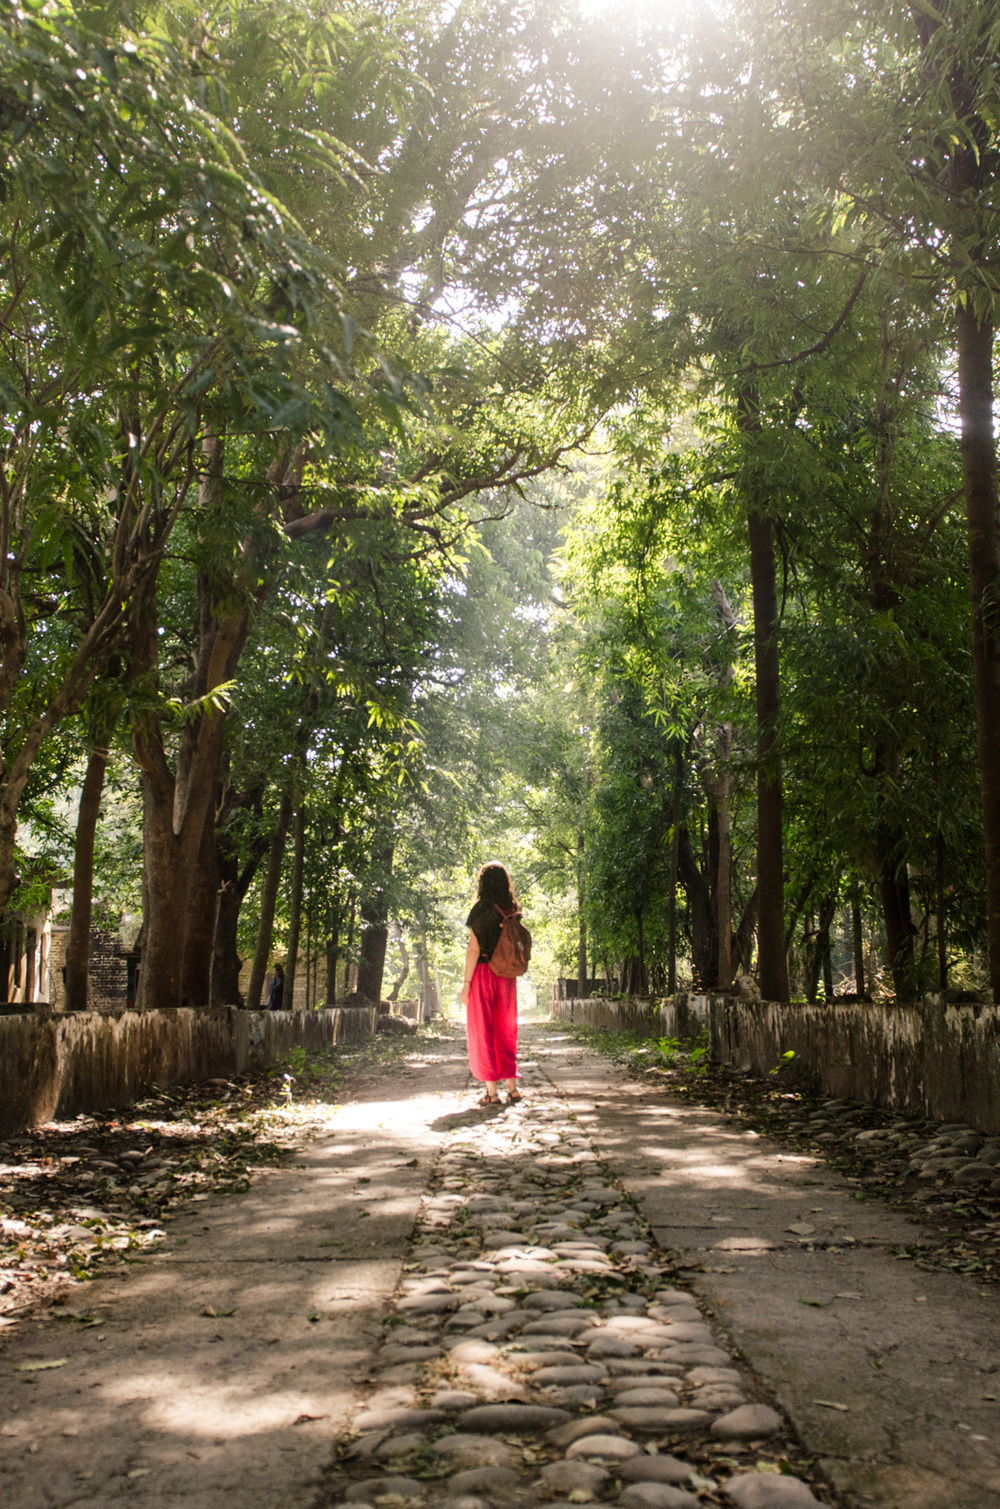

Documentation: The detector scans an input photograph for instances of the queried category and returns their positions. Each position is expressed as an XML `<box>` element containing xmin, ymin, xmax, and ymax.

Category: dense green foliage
<box><xmin>3</xmin><ymin>0</ymin><xmax>1000</xmax><ymax>1010</ymax></box>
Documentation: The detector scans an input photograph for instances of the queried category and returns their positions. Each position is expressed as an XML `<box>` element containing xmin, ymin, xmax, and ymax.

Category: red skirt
<box><xmin>467</xmin><ymin>962</ymin><xmax>518</xmax><ymax>1082</ymax></box>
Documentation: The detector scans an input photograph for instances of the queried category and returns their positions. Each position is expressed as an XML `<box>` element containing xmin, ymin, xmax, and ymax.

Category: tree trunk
<box><xmin>342</xmin><ymin>904</ymin><xmax>355</xmax><ymax>998</ymax></box>
<box><xmin>636</xmin><ymin>909</ymin><xmax>646</xmax><ymax>993</ymax></box>
<box><xmin>733</xmin><ymin>887</ymin><xmax>759</xmax><ymax>977</ymax></box>
<box><xmin>136</xmin><ymin>775</ymin><xmax>192</xmax><ymax>1011</ymax></box>
<box><xmin>739</xmin><ymin>384</ymin><xmax>788</xmax><ymax>1001</ymax></box>
<box><xmin>386</xmin><ymin>931</ymin><xmax>410</xmax><ymax>1004</ymax></box>
<box><xmin>576</xmin><ymin>829</ymin><xmax>587</xmax><ymax>997</ymax></box>
<box><xmin>63</xmin><ymin>744</ymin><xmax>110</xmax><ymax>1012</ymax></box>
<box><xmin>304</xmin><ymin>896</ymin><xmax>314</xmax><ymax>1011</ymax></box>
<box><xmin>284</xmin><ymin>804</ymin><xmax>306</xmax><ymax>1010</ymax></box>
<box><xmin>667</xmin><ymin>747</ymin><xmax>682</xmax><ymax>993</ymax></box>
<box><xmin>852</xmin><ymin>895</ymin><xmax>866</xmax><ymax>999</ymax></box>
<box><xmin>956</xmin><ymin>302</ymin><xmax>1000</xmax><ymax>999</ymax></box>
<box><xmin>875</xmin><ymin>767</ymin><xmax>914</xmax><ymax>999</ymax></box>
<box><xmin>246</xmin><ymin>791</ymin><xmax>293</xmax><ymax>1010</ymax></box>
<box><xmin>678</xmin><ymin>823</ymin><xmax>716</xmax><ymax>987</ymax></box>
<box><xmin>131</xmin><ymin>440</ymin><xmax>252</xmax><ymax>1011</ymax></box>
<box><xmin>211</xmin><ymin>788</ymin><xmax>269</xmax><ymax>1005</ymax></box>
<box><xmin>181</xmin><ymin>797</ymin><xmax>220</xmax><ymax>1006</ymax></box>
<box><xmin>356</xmin><ymin>844</ymin><xmax>393</xmax><ymax>1004</ymax></box>
<box><xmin>325</xmin><ymin>902</ymin><xmax>340</xmax><ymax>1004</ymax></box>
<box><xmin>747</xmin><ymin>505</ymin><xmax>789</xmax><ymax>1002</ymax></box>
<box><xmin>805</xmin><ymin>892</ymin><xmax>837</xmax><ymax>1004</ymax></box>
<box><xmin>418</xmin><ymin>925</ymin><xmax>432</xmax><ymax>1017</ymax></box>
<box><xmin>715</xmin><ymin>756</ymin><xmax>733</xmax><ymax>991</ymax></box>
<box><xmin>936</xmin><ymin>830</ymin><xmax>947</xmax><ymax>991</ymax></box>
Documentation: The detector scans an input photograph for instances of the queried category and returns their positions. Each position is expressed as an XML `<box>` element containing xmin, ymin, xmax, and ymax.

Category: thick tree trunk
<box><xmin>284</xmin><ymin>805</ymin><xmax>306</xmax><ymax>1010</ymax></box>
<box><xmin>576</xmin><ymin>830</ymin><xmax>588</xmax><ymax>997</ymax></box>
<box><xmin>132</xmin><ymin>438</ymin><xmax>252</xmax><ymax>1011</ymax></box>
<box><xmin>212</xmin><ymin>879</ymin><xmax>244</xmax><ymax>1006</ymax></box>
<box><xmin>956</xmin><ymin>303</ymin><xmax>1000</xmax><ymax>999</ymax></box>
<box><xmin>246</xmin><ymin>791</ymin><xmax>293</xmax><ymax>1009</ymax></box>
<box><xmin>136</xmin><ymin>777</ymin><xmax>191</xmax><ymax>1011</ymax></box>
<box><xmin>356</xmin><ymin>844</ymin><xmax>393</xmax><ymax>1004</ymax></box>
<box><xmin>181</xmin><ymin>798</ymin><xmax>220</xmax><ymax>1006</ymax></box>
<box><xmin>63</xmin><ymin>744</ymin><xmax>109</xmax><ymax>1012</ymax></box>
<box><xmin>356</xmin><ymin>905</ymin><xmax>389</xmax><ymax>1004</ymax></box>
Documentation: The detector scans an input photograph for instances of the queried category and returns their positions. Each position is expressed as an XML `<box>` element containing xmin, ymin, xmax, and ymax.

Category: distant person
<box><xmin>267</xmin><ymin>963</ymin><xmax>285</xmax><ymax>1011</ymax></box>
<box><xmin>461</xmin><ymin>861</ymin><xmax>523</xmax><ymax>1107</ymax></box>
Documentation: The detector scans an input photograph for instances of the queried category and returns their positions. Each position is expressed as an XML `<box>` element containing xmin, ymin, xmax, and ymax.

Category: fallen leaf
<box><xmin>292</xmin><ymin>1413</ymin><xmax>329</xmax><ymax>1425</ymax></box>
<box><xmin>834</xmin><ymin>1292</ymin><xmax>862</xmax><ymax>1300</ymax></box>
<box><xmin>787</xmin><ymin>1222</ymin><xmax>816</xmax><ymax>1236</ymax></box>
<box><xmin>798</xmin><ymin>1298</ymin><xmax>825</xmax><ymax>1308</ymax></box>
<box><xmin>13</xmin><ymin>1357</ymin><xmax>68</xmax><ymax>1371</ymax></box>
<box><xmin>127</xmin><ymin>1467</ymin><xmax>152</xmax><ymax>1478</ymax></box>
<box><xmin>813</xmin><ymin>1399</ymin><xmax>850</xmax><ymax>1411</ymax></box>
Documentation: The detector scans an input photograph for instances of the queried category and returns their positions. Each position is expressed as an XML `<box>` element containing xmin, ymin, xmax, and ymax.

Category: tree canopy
<box><xmin>3</xmin><ymin>0</ymin><xmax>1000</xmax><ymax>1012</ymax></box>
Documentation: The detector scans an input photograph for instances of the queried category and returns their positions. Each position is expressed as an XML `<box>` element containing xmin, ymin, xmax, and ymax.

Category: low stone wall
<box><xmin>551</xmin><ymin>993</ymin><xmax>712</xmax><ymax>1040</ymax></box>
<box><xmin>551</xmin><ymin>992</ymin><xmax>1000</xmax><ymax>1136</ymax></box>
<box><xmin>0</xmin><ymin>1004</ymin><xmax>377</xmax><ymax>1137</ymax></box>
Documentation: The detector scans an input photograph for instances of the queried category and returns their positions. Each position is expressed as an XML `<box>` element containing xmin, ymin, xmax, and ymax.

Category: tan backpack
<box><xmin>489</xmin><ymin>905</ymin><xmax>532</xmax><ymax>978</ymax></box>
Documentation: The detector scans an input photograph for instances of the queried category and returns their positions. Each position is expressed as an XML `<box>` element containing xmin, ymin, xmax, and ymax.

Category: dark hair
<box><xmin>273</xmin><ymin>962</ymin><xmax>284</xmax><ymax>977</ymax></box>
<box><xmin>476</xmin><ymin>861</ymin><xmax>518</xmax><ymax>911</ymax></box>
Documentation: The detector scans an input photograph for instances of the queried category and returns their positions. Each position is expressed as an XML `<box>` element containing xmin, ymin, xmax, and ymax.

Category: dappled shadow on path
<box><xmin>0</xmin><ymin>1031</ymin><xmax>473</xmax><ymax>1509</ymax></box>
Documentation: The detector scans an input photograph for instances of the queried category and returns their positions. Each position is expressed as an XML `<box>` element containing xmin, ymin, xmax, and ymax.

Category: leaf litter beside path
<box><xmin>0</xmin><ymin>1028</ymin><xmax>431</xmax><ymax>1332</ymax></box>
<box><xmin>558</xmin><ymin>1022</ymin><xmax>1000</xmax><ymax>1287</ymax></box>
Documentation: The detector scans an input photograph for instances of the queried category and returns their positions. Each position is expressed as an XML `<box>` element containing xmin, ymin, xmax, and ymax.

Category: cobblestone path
<box><xmin>326</xmin><ymin>1046</ymin><xmax>827</xmax><ymax>1509</ymax></box>
<box><xmin>3</xmin><ymin>1022</ymin><xmax>999</xmax><ymax>1509</ymax></box>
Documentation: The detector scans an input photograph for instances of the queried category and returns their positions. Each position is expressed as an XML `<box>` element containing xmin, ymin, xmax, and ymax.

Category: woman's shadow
<box><xmin>431</xmin><ymin>1103</ymin><xmax>506</xmax><ymax>1132</ymax></box>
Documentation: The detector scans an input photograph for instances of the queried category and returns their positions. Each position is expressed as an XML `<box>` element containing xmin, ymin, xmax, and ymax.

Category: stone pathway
<box><xmin>324</xmin><ymin>1045</ymin><xmax>827</xmax><ymax>1509</ymax></box>
<box><xmin>4</xmin><ymin>1021</ymin><xmax>1000</xmax><ymax>1509</ymax></box>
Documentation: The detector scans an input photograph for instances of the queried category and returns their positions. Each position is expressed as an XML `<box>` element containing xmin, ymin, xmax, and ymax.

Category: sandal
<box><xmin>506</xmin><ymin>1090</ymin><xmax>523</xmax><ymax>1105</ymax></box>
<box><xmin>477</xmin><ymin>1092</ymin><xmax>502</xmax><ymax>1107</ymax></box>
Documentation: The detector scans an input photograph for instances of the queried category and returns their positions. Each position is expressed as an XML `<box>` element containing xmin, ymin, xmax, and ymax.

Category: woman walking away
<box><xmin>461</xmin><ymin>862</ymin><xmax>523</xmax><ymax>1107</ymax></box>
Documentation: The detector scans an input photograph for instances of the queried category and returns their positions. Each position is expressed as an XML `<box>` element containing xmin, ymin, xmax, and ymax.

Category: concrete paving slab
<box><xmin>544</xmin><ymin>1030</ymin><xmax>1000</xmax><ymax>1509</ymax></box>
<box><xmin>0</xmin><ymin>1048</ymin><xmax>470</xmax><ymax>1509</ymax></box>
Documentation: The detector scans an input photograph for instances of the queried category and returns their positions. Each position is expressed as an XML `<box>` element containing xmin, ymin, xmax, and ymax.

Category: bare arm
<box><xmin>460</xmin><ymin>929</ymin><xmax>479</xmax><ymax>1007</ymax></box>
